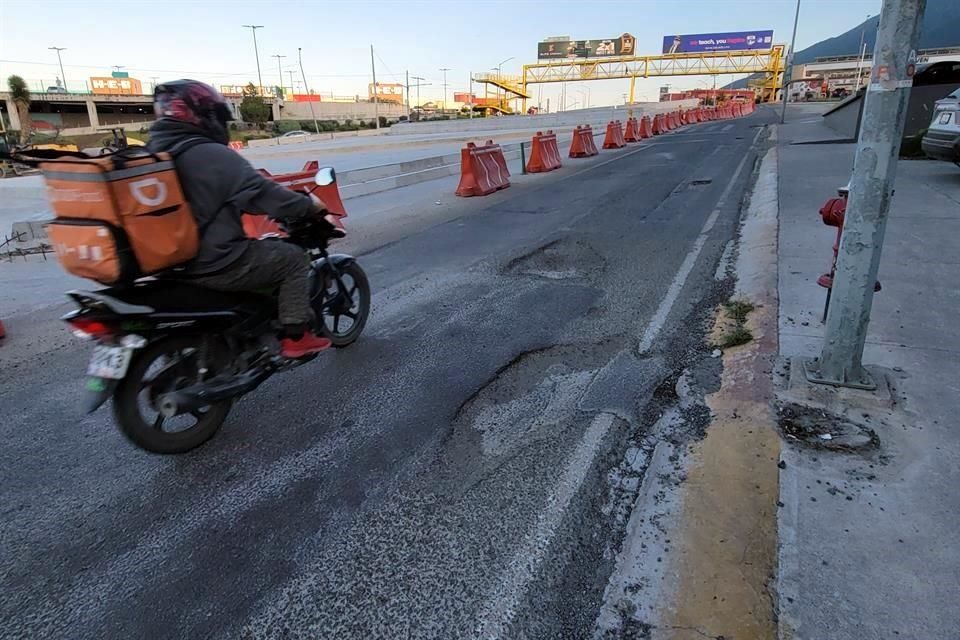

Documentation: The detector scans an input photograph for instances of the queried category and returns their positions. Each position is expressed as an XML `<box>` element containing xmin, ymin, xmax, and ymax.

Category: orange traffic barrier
<box><xmin>639</xmin><ymin>116</ymin><xmax>653</xmax><ymax>138</ymax></box>
<box><xmin>651</xmin><ymin>114</ymin><xmax>664</xmax><ymax>135</ymax></box>
<box><xmin>569</xmin><ymin>125</ymin><xmax>599</xmax><ymax>157</ymax></box>
<box><xmin>456</xmin><ymin>141</ymin><xmax>511</xmax><ymax>197</ymax></box>
<box><xmin>227</xmin><ymin>140</ymin><xmax>245</xmax><ymax>151</ymax></box>
<box><xmin>687</xmin><ymin>109</ymin><xmax>699</xmax><ymax>124</ymax></box>
<box><xmin>666</xmin><ymin>112</ymin><xmax>676</xmax><ymax>130</ymax></box>
<box><xmin>603</xmin><ymin>121</ymin><xmax>626</xmax><ymax>149</ymax></box>
<box><xmin>485</xmin><ymin>139</ymin><xmax>511</xmax><ymax>177</ymax></box>
<box><xmin>243</xmin><ymin>160</ymin><xmax>349</xmax><ymax>238</ymax></box>
<box><xmin>0</xmin><ymin>318</ymin><xmax>6</xmax><ymax>342</ymax></box>
<box><xmin>527</xmin><ymin>130</ymin><xmax>563</xmax><ymax>173</ymax></box>
<box><xmin>624</xmin><ymin>118</ymin><xmax>641</xmax><ymax>143</ymax></box>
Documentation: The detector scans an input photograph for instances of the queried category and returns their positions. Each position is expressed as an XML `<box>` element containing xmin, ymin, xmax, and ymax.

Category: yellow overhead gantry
<box><xmin>474</xmin><ymin>46</ymin><xmax>785</xmax><ymax>112</ymax></box>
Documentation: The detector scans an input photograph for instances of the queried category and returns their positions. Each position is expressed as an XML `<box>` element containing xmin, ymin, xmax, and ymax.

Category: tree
<box><xmin>6</xmin><ymin>75</ymin><xmax>31</xmax><ymax>143</ymax></box>
<box><xmin>239</xmin><ymin>82</ymin><xmax>270</xmax><ymax>129</ymax></box>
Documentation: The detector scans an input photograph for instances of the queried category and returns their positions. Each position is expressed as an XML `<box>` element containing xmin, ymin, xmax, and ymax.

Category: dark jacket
<box><xmin>148</xmin><ymin>119</ymin><xmax>314</xmax><ymax>275</ymax></box>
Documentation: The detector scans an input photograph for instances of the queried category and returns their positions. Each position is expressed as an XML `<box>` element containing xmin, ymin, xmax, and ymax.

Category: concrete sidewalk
<box><xmin>774</xmin><ymin>109</ymin><xmax>960</xmax><ymax>639</ymax></box>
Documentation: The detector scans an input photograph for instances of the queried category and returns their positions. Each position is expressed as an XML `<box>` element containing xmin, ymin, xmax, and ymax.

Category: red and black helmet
<box><xmin>153</xmin><ymin>79</ymin><xmax>233</xmax><ymax>145</ymax></box>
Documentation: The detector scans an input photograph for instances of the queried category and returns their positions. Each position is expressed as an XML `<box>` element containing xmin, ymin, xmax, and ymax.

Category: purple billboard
<box><xmin>662</xmin><ymin>30</ymin><xmax>774</xmax><ymax>54</ymax></box>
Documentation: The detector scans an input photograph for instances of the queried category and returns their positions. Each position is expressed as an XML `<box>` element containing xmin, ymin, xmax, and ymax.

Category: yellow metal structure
<box><xmin>475</xmin><ymin>46</ymin><xmax>785</xmax><ymax>113</ymax></box>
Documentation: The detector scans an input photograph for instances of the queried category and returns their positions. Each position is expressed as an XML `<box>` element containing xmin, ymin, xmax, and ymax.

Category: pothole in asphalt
<box><xmin>776</xmin><ymin>402</ymin><xmax>880</xmax><ymax>451</ymax></box>
<box><xmin>451</xmin><ymin>339</ymin><xmax>626</xmax><ymax>459</ymax></box>
<box><xmin>503</xmin><ymin>237</ymin><xmax>606</xmax><ymax>281</ymax></box>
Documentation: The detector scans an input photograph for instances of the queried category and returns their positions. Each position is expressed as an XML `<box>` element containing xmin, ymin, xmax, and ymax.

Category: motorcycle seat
<box><xmin>71</xmin><ymin>280</ymin><xmax>274</xmax><ymax>315</ymax></box>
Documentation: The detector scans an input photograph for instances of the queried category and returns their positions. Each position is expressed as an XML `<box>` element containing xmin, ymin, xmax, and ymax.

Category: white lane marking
<box><xmin>722</xmin><ymin>123</ymin><xmax>735</xmax><ymax>132</ymax></box>
<box><xmin>474</xmin><ymin>412</ymin><xmax>616</xmax><ymax>639</ymax></box>
<box><xmin>475</xmin><ymin>126</ymin><xmax>764</xmax><ymax>640</ymax></box>
<box><xmin>637</xmin><ymin>126</ymin><xmax>762</xmax><ymax>353</ymax></box>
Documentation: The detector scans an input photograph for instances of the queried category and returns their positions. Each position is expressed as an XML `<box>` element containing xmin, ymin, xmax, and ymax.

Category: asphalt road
<box><xmin>0</xmin><ymin>111</ymin><xmax>771</xmax><ymax>639</ymax></box>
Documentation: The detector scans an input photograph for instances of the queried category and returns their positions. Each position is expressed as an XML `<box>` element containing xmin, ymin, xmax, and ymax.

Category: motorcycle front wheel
<box><xmin>112</xmin><ymin>336</ymin><xmax>232</xmax><ymax>454</ymax></box>
<box><xmin>314</xmin><ymin>261</ymin><xmax>371</xmax><ymax>347</ymax></box>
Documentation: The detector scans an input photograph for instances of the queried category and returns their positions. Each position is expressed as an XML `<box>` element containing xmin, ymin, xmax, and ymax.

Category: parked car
<box><xmin>280</xmin><ymin>130</ymin><xmax>311</xmax><ymax>139</ymax></box>
<box><xmin>921</xmin><ymin>88</ymin><xmax>960</xmax><ymax>166</ymax></box>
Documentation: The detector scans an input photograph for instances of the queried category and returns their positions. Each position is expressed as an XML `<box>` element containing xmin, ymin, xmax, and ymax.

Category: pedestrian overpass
<box><xmin>474</xmin><ymin>46</ymin><xmax>786</xmax><ymax>112</ymax></box>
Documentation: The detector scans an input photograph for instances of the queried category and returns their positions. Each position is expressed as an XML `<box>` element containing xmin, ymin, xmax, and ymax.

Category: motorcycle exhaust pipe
<box><xmin>158</xmin><ymin>366</ymin><xmax>274</xmax><ymax>417</ymax></box>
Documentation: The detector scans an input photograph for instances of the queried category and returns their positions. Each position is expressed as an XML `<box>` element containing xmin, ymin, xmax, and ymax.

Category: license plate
<box><xmin>87</xmin><ymin>345</ymin><xmax>133</xmax><ymax>379</ymax></box>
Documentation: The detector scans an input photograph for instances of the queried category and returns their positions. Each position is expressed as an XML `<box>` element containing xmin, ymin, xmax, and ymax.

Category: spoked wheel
<box><xmin>314</xmin><ymin>261</ymin><xmax>370</xmax><ymax>347</ymax></box>
<box><xmin>112</xmin><ymin>337</ymin><xmax>232</xmax><ymax>454</ymax></box>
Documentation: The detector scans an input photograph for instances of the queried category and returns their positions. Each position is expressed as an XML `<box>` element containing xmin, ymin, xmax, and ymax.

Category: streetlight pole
<box><xmin>297</xmin><ymin>47</ymin><xmax>319</xmax><ymax>134</ymax></box>
<box><xmin>287</xmin><ymin>70</ymin><xmax>297</xmax><ymax>93</ymax></box>
<box><xmin>807</xmin><ymin>0</ymin><xmax>927</xmax><ymax>389</ymax></box>
<box><xmin>242</xmin><ymin>25</ymin><xmax>265</xmax><ymax>95</ymax></box>
<box><xmin>854</xmin><ymin>16</ymin><xmax>871</xmax><ymax>92</ymax></box>
<box><xmin>370</xmin><ymin>44</ymin><xmax>380</xmax><ymax>129</ymax></box>
<box><xmin>780</xmin><ymin>0</ymin><xmax>801</xmax><ymax>123</ymax></box>
<box><xmin>439</xmin><ymin>67</ymin><xmax>450</xmax><ymax>113</ymax></box>
<box><xmin>495</xmin><ymin>56</ymin><xmax>514</xmax><ymax>112</ymax></box>
<box><xmin>49</xmin><ymin>47</ymin><xmax>67</xmax><ymax>92</ymax></box>
<box><xmin>271</xmin><ymin>54</ymin><xmax>286</xmax><ymax>97</ymax></box>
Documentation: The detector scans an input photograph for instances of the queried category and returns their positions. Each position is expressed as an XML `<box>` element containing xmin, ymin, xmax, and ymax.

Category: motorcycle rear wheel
<box><xmin>113</xmin><ymin>337</ymin><xmax>232</xmax><ymax>454</ymax></box>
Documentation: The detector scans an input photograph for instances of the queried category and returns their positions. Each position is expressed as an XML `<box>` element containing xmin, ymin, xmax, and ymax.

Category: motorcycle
<box><xmin>62</xmin><ymin>168</ymin><xmax>371</xmax><ymax>454</ymax></box>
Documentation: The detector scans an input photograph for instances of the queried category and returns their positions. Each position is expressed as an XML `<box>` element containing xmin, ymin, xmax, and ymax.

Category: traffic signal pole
<box><xmin>805</xmin><ymin>0</ymin><xmax>926</xmax><ymax>389</ymax></box>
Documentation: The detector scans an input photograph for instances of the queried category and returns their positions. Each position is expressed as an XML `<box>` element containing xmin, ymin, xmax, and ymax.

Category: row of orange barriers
<box><xmin>455</xmin><ymin>101</ymin><xmax>756</xmax><ymax>197</ymax></box>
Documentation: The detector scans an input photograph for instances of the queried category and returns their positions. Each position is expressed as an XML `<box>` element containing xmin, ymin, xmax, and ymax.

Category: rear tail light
<box><xmin>67</xmin><ymin>317</ymin><xmax>115</xmax><ymax>340</ymax></box>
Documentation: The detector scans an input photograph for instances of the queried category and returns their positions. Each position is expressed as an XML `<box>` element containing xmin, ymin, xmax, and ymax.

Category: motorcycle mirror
<box><xmin>314</xmin><ymin>167</ymin><xmax>336</xmax><ymax>186</ymax></box>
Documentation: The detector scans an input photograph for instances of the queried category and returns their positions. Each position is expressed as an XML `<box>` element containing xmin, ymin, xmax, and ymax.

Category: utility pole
<box><xmin>439</xmin><ymin>67</ymin><xmax>450</xmax><ymax>113</ymax></box>
<box><xmin>287</xmin><ymin>70</ymin><xmax>297</xmax><ymax>93</ymax></box>
<box><xmin>780</xmin><ymin>0</ymin><xmax>801</xmax><ymax>123</ymax></box>
<box><xmin>150</xmin><ymin>76</ymin><xmax>160</xmax><ymax>93</ymax></box>
<box><xmin>370</xmin><ymin>45</ymin><xmax>380</xmax><ymax>129</ymax></box>
<box><xmin>242</xmin><ymin>25</ymin><xmax>264</xmax><ymax>95</ymax></box>
<box><xmin>405</xmin><ymin>70</ymin><xmax>410</xmax><ymax>115</ymax></box>
<box><xmin>112</xmin><ymin>65</ymin><xmax>124</xmax><ymax>74</ymax></box>
<box><xmin>271</xmin><ymin>54</ymin><xmax>286</xmax><ymax>97</ymax></box>
<box><xmin>469</xmin><ymin>73</ymin><xmax>474</xmax><ymax>118</ymax></box>
<box><xmin>297</xmin><ymin>47</ymin><xmax>319</xmax><ymax>134</ymax></box>
<box><xmin>411</xmin><ymin>76</ymin><xmax>427</xmax><ymax>118</ymax></box>
<box><xmin>49</xmin><ymin>47</ymin><xmax>67</xmax><ymax>92</ymax></box>
<box><xmin>807</xmin><ymin>0</ymin><xmax>927</xmax><ymax>389</ymax></box>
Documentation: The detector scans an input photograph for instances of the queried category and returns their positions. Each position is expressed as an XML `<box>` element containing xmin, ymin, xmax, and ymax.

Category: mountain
<box><xmin>725</xmin><ymin>0</ymin><xmax>960</xmax><ymax>88</ymax></box>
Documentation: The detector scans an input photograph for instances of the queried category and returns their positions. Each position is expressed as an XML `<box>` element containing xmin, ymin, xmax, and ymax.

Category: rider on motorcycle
<box><xmin>148</xmin><ymin>80</ymin><xmax>333</xmax><ymax>359</ymax></box>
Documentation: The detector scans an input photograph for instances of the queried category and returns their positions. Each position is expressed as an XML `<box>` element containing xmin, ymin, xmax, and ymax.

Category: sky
<box><xmin>0</xmin><ymin>0</ymin><xmax>882</xmax><ymax>108</ymax></box>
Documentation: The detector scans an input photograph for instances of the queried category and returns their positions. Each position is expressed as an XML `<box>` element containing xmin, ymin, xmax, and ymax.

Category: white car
<box><xmin>280</xmin><ymin>130</ymin><xmax>311</xmax><ymax>139</ymax></box>
<box><xmin>921</xmin><ymin>88</ymin><xmax>960</xmax><ymax>167</ymax></box>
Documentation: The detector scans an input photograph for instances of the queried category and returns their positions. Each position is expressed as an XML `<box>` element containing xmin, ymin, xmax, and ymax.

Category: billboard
<box><xmin>662</xmin><ymin>31</ymin><xmax>774</xmax><ymax>54</ymax></box>
<box><xmin>90</xmin><ymin>76</ymin><xmax>144</xmax><ymax>95</ymax></box>
<box><xmin>538</xmin><ymin>33</ymin><xmax>636</xmax><ymax>60</ymax></box>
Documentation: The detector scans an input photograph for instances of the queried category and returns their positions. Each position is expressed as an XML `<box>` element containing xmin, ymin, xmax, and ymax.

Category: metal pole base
<box><xmin>802</xmin><ymin>357</ymin><xmax>877</xmax><ymax>391</ymax></box>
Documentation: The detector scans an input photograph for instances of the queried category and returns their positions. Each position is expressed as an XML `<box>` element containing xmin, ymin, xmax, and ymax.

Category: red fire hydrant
<box><xmin>817</xmin><ymin>185</ymin><xmax>880</xmax><ymax>321</ymax></box>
